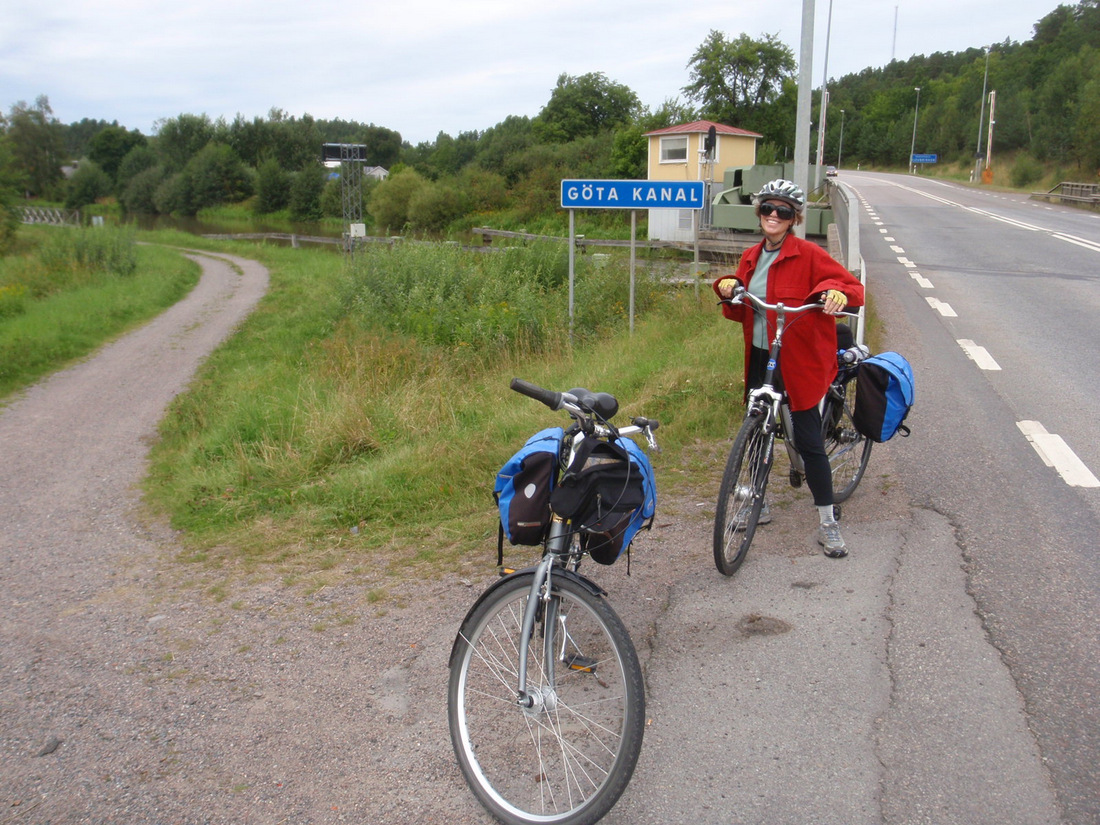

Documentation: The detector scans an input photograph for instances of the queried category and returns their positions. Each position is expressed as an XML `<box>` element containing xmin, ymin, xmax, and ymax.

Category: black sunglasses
<box><xmin>759</xmin><ymin>203</ymin><xmax>796</xmax><ymax>220</ymax></box>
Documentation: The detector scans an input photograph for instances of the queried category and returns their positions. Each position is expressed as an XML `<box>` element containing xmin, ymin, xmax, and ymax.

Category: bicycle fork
<box><xmin>514</xmin><ymin>518</ymin><xmax>578</xmax><ymax>711</ymax></box>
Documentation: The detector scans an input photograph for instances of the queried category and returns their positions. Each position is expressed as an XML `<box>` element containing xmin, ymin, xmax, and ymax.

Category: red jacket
<box><xmin>712</xmin><ymin>235</ymin><xmax>864</xmax><ymax>411</ymax></box>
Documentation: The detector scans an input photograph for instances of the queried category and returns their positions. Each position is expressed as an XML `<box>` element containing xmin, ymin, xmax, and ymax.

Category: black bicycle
<box><xmin>713</xmin><ymin>287</ymin><xmax>871</xmax><ymax>577</ymax></box>
<box><xmin>448</xmin><ymin>378</ymin><xmax>659</xmax><ymax>825</ymax></box>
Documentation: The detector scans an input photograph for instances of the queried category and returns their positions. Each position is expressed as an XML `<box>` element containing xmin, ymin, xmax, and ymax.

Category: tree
<box><xmin>253</xmin><ymin>158</ymin><xmax>291</xmax><ymax>215</ymax></box>
<box><xmin>534</xmin><ymin>72</ymin><xmax>640</xmax><ymax>143</ymax></box>
<box><xmin>154</xmin><ymin>113</ymin><xmax>215</xmax><ymax>173</ymax></box>
<box><xmin>62</xmin><ymin>117</ymin><xmax>118</xmax><ymax>160</ymax></box>
<box><xmin>120</xmin><ymin>166</ymin><xmax>165</xmax><ymax>215</ymax></box>
<box><xmin>88</xmin><ymin>125</ymin><xmax>146</xmax><ymax>182</ymax></box>
<box><xmin>609</xmin><ymin>99</ymin><xmax>699</xmax><ymax>179</ymax></box>
<box><xmin>154</xmin><ymin>172</ymin><xmax>194</xmax><ymax>215</ymax></box>
<box><xmin>682</xmin><ymin>31</ymin><xmax>796</xmax><ymax>131</ymax></box>
<box><xmin>186</xmin><ymin>142</ymin><xmax>251</xmax><ymax>210</ymax></box>
<box><xmin>64</xmin><ymin>160</ymin><xmax>112</xmax><ymax>209</ymax></box>
<box><xmin>367</xmin><ymin>168</ymin><xmax>427</xmax><ymax>232</ymax></box>
<box><xmin>288</xmin><ymin>164</ymin><xmax>325</xmax><ymax>221</ymax></box>
<box><xmin>0</xmin><ymin>135</ymin><xmax>22</xmax><ymax>254</ymax></box>
<box><xmin>362</xmin><ymin>124</ymin><xmax>403</xmax><ymax>169</ymax></box>
<box><xmin>473</xmin><ymin>115</ymin><xmax>535</xmax><ymax>183</ymax></box>
<box><xmin>5</xmin><ymin>95</ymin><xmax>66</xmax><ymax>199</ymax></box>
<box><xmin>116</xmin><ymin>145</ymin><xmax>159</xmax><ymax>195</ymax></box>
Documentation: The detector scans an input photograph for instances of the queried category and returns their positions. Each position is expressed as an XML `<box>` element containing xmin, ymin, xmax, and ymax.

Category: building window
<box><xmin>660</xmin><ymin>136</ymin><xmax>688</xmax><ymax>163</ymax></box>
<box><xmin>678</xmin><ymin>209</ymin><xmax>694</xmax><ymax>230</ymax></box>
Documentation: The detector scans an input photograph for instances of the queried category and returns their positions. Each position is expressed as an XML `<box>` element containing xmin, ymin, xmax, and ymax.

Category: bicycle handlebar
<box><xmin>719</xmin><ymin>285</ymin><xmax>860</xmax><ymax>318</ymax></box>
<box><xmin>510</xmin><ymin>377</ymin><xmax>567</xmax><ymax>410</ymax></box>
<box><xmin>509</xmin><ymin>377</ymin><xmax>660</xmax><ymax>437</ymax></box>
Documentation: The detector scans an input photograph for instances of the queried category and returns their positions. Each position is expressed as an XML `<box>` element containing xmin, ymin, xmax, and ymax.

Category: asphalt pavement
<box><xmin>595</xmin><ymin>481</ymin><xmax>1062</xmax><ymax>825</ymax></box>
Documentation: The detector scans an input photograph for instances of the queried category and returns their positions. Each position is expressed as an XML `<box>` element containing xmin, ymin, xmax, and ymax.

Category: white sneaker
<box><xmin>817</xmin><ymin>520</ymin><xmax>848</xmax><ymax>558</ymax></box>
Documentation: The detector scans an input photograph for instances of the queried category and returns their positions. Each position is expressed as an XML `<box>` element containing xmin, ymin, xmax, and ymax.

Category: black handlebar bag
<box><xmin>550</xmin><ymin>438</ymin><xmax>646</xmax><ymax>564</ymax></box>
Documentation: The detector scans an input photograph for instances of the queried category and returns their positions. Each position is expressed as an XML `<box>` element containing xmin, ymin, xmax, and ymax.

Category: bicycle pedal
<box><xmin>789</xmin><ymin>470</ymin><xmax>803</xmax><ymax>488</ymax></box>
<box><xmin>562</xmin><ymin>653</ymin><xmax>598</xmax><ymax>673</ymax></box>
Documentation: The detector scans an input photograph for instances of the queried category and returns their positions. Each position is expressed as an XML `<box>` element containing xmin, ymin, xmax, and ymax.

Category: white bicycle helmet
<box><xmin>753</xmin><ymin>179</ymin><xmax>805</xmax><ymax>212</ymax></box>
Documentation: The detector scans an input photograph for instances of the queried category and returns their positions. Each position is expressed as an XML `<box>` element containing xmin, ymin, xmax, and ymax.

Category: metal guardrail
<box><xmin>826</xmin><ymin>179</ymin><xmax>866</xmax><ymax>347</ymax></box>
<box><xmin>1031</xmin><ymin>182</ymin><xmax>1100</xmax><ymax>205</ymax></box>
<box><xmin>20</xmin><ymin>206</ymin><xmax>81</xmax><ymax>226</ymax></box>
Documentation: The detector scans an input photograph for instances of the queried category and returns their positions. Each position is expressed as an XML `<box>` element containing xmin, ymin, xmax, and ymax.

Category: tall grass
<box><xmin>145</xmin><ymin>240</ymin><xmax>741</xmax><ymax>579</ymax></box>
<box><xmin>0</xmin><ymin>226</ymin><xmax>199</xmax><ymax>398</ymax></box>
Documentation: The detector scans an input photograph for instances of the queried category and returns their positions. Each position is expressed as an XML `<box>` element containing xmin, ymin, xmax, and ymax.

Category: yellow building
<box><xmin>644</xmin><ymin>120</ymin><xmax>761</xmax><ymax>242</ymax></box>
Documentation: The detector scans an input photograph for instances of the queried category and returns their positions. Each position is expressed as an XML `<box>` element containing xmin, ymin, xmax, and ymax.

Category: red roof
<box><xmin>643</xmin><ymin>120</ymin><xmax>762</xmax><ymax>139</ymax></box>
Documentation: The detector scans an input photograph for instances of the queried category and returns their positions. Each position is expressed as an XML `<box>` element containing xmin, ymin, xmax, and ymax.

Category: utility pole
<box><xmin>975</xmin><ymin>46</ymin><xmax>991</xmax><ymax>182</ymax></box>
<box><xmin>909</xmin><ymin>86</ymin><xmax>921</xmax><ymax>174</ymax></box>
<box><xmin>794</xmin><ymin>0</ymin><xmax>815</xmax><ymax>238</ymax></box>
<box><xmin>814</xmin><ymin>0</ymin><xmax>835</xmax><ymax>193</ymax></box>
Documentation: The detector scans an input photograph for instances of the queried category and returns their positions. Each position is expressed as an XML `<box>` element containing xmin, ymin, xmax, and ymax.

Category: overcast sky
<box><xmin>2</xmin><ymin>0</ymin><xmax>1045</xmax><ymax>146</ymax></box>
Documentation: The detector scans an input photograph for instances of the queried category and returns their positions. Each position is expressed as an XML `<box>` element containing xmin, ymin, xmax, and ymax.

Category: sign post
<box><xmin>560</xmin><ymin>180</ymin><xmax>706</xmax><ymax>337</ymax></box>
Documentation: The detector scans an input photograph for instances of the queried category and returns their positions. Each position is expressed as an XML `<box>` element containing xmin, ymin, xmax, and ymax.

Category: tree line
<box><xmin>0</xmin><ymin>1</ymin><xmax>1096</xmax><ymax>250</ymax></box>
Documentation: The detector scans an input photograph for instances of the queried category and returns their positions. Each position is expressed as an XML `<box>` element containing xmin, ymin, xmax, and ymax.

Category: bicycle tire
<box><xmin>713</xmin><ymin>412</ymin><xmax>773</xmax><ymax>576</ymax></box>
<box><xmin>448</xmin><ymin>571</ymin><xmax>646</xmax><ymax>825</ymax></box>
<box><xmin>822</xmin><ymin>377</ymin><xmax>872</xmax><ymax>503</ymax></box>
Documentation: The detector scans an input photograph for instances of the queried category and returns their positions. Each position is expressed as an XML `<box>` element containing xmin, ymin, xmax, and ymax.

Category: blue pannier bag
<box><xmin>853</xmin><ymin>352</ymin><xmax>914</xmax><ymax>442</ymax></box>
<box><xmin>494</xmin><ymin>427</ymin><xmax>563</xmax><ymax>546</ymax></box>
<box><xmin>549</xmin><ymin>436</ymin><xmax>657</xmax><ymax>565</ymax></box>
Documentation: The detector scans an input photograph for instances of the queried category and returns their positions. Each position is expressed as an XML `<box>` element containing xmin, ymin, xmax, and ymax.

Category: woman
<box><xmin>713</xmin><ymin>179</ymin><xmax>864</xmax><ymax>558</ymax></box>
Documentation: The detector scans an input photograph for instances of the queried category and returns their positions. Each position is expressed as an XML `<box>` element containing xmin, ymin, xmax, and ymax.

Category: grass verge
<box><xmin>141</xmin><ymin>240</ymin><xmax>744</xmax><ymax>586</ymax></box>
<box><xmin>0</xmin><ymin>226</ymin><xmax>200</xmax><ymax>400</ymax></box>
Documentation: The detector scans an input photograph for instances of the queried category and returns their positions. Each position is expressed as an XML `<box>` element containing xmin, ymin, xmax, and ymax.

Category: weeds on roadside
<box><xmin>0</xmin><ymin>226</ymin><xmax>198</xmax><ymax>397</ymax></box>
<box><xmin>146</xmin><ymin>240</ymin><xmax>739</xmax><ymax>579</ymax></box>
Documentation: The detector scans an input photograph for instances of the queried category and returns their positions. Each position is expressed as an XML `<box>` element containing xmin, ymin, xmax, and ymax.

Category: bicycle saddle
<box><xmin>567</xmin><ymin>388</ymin><xmax>619</xmax><ymax>420</ymax></box>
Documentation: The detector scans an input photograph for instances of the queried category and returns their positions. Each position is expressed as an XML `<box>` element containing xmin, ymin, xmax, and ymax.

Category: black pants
<box><xmin>746</xmin><ymin>347</ymin><xmax>833</xmax><ymax>507</ymax></box>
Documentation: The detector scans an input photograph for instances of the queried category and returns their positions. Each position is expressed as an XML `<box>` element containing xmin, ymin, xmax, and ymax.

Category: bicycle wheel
<box><xmin>822</xmin><ymin>377</ymin><xmax>872</xmax><ymax>503</ymax></box>
<box><xmin>448</xmin><ymin>571</ymin><xmax>646</xmax><ymax>825</ymax></box>
<box><xmin>713</xmin><ymin>412</ymin><xmax>773</xmax><ymax>576</ymax></box>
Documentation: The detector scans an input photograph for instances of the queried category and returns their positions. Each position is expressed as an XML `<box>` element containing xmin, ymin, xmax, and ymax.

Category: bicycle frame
<box><xmin>735</xmin><ymin>289</ymin><xmax>860</xmax><ymax>478</ymax></box>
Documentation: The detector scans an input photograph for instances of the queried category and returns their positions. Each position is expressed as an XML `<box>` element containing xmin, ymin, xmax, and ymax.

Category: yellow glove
<box><xmin>717</xmin><ymin>278</ymin><xmax>739</xmax><ymax>297</ymax></box>
<box><xmin>822</xmin><ymin>289</ymin><xmax>848</xmax><ymax>313</ymax></box>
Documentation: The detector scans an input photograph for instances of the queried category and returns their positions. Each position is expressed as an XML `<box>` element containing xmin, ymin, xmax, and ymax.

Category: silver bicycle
<box><xmin>448</xmin><ymin>378</ymin><xmax>659</xmax><ymax>825</ymax></box>
<box><xmin>713</xmin><ymin>287</ymin><xmax>871</xmax><ymax>576</ymax></box>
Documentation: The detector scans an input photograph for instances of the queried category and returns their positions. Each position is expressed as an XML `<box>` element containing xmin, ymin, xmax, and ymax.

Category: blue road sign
<box><xmin>561</xmin><ymin>179</ymin><xmax>706</xmax><ymax>210</ymax></box>
<box><xmin>911</xmin><ymin>153</ymin><xmax>938</xmax><ymax>164</ymax></box>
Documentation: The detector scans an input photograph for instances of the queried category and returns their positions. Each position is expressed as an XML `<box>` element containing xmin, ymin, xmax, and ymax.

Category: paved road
<box><xmin>844</xmin><ymin>172</ymin><xmax>1100</xmax><ymax>824</ymax></box>
<box><xmin>600</xmin><ymin>173</ymin><xmax>1100</xmax><ymax>824</ymax></box>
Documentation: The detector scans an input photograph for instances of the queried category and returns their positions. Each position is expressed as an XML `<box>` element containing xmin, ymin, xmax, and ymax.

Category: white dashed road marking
<box><xmin>1017</xmin><ymin>421</ymin><xmax>1100</xmax><ymax>487</ymax></box>
<box><xmin>957</xmin><ymin>339</ymin><xmax>1001</xmax><ymax>370</ymax></box>
<box><xmin>926</xmin><ymin>297</ymin><xmax>957</xmax><ymax>316</ymax></box>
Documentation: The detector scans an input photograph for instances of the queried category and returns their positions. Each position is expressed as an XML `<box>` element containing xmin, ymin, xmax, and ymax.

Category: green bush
<box><xmin>65</xmin><ymin>160</ymin><xmax>113</xmax><ymax>209</ymax></box>
<box><xmin>407</xmin><ymin>182</ymin><xmax>467</xmax><ymax>232</ymax></box>
<box><xmin>367</xmin><ymin>168</ymin><xmax>427</xmax><ymax>233</ymax></box>
<box><xmin>121</xmin><ymin>166</ymin><xmax>166</xmax><ymax>214</ymax></box>
<box><xmin>253</xmin><ymin>158</ymin><xmax>291</xmax><ymax>215</ymax></box>
<box><xmin>289</xmin><ymin>164</ymin><xmax>324</xmax><ymax>222</ymax></box>
<box><xmin>1010</xmin><ymin>155</ymin><xmax>1044</xmax><ymax>189</ymax></box>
